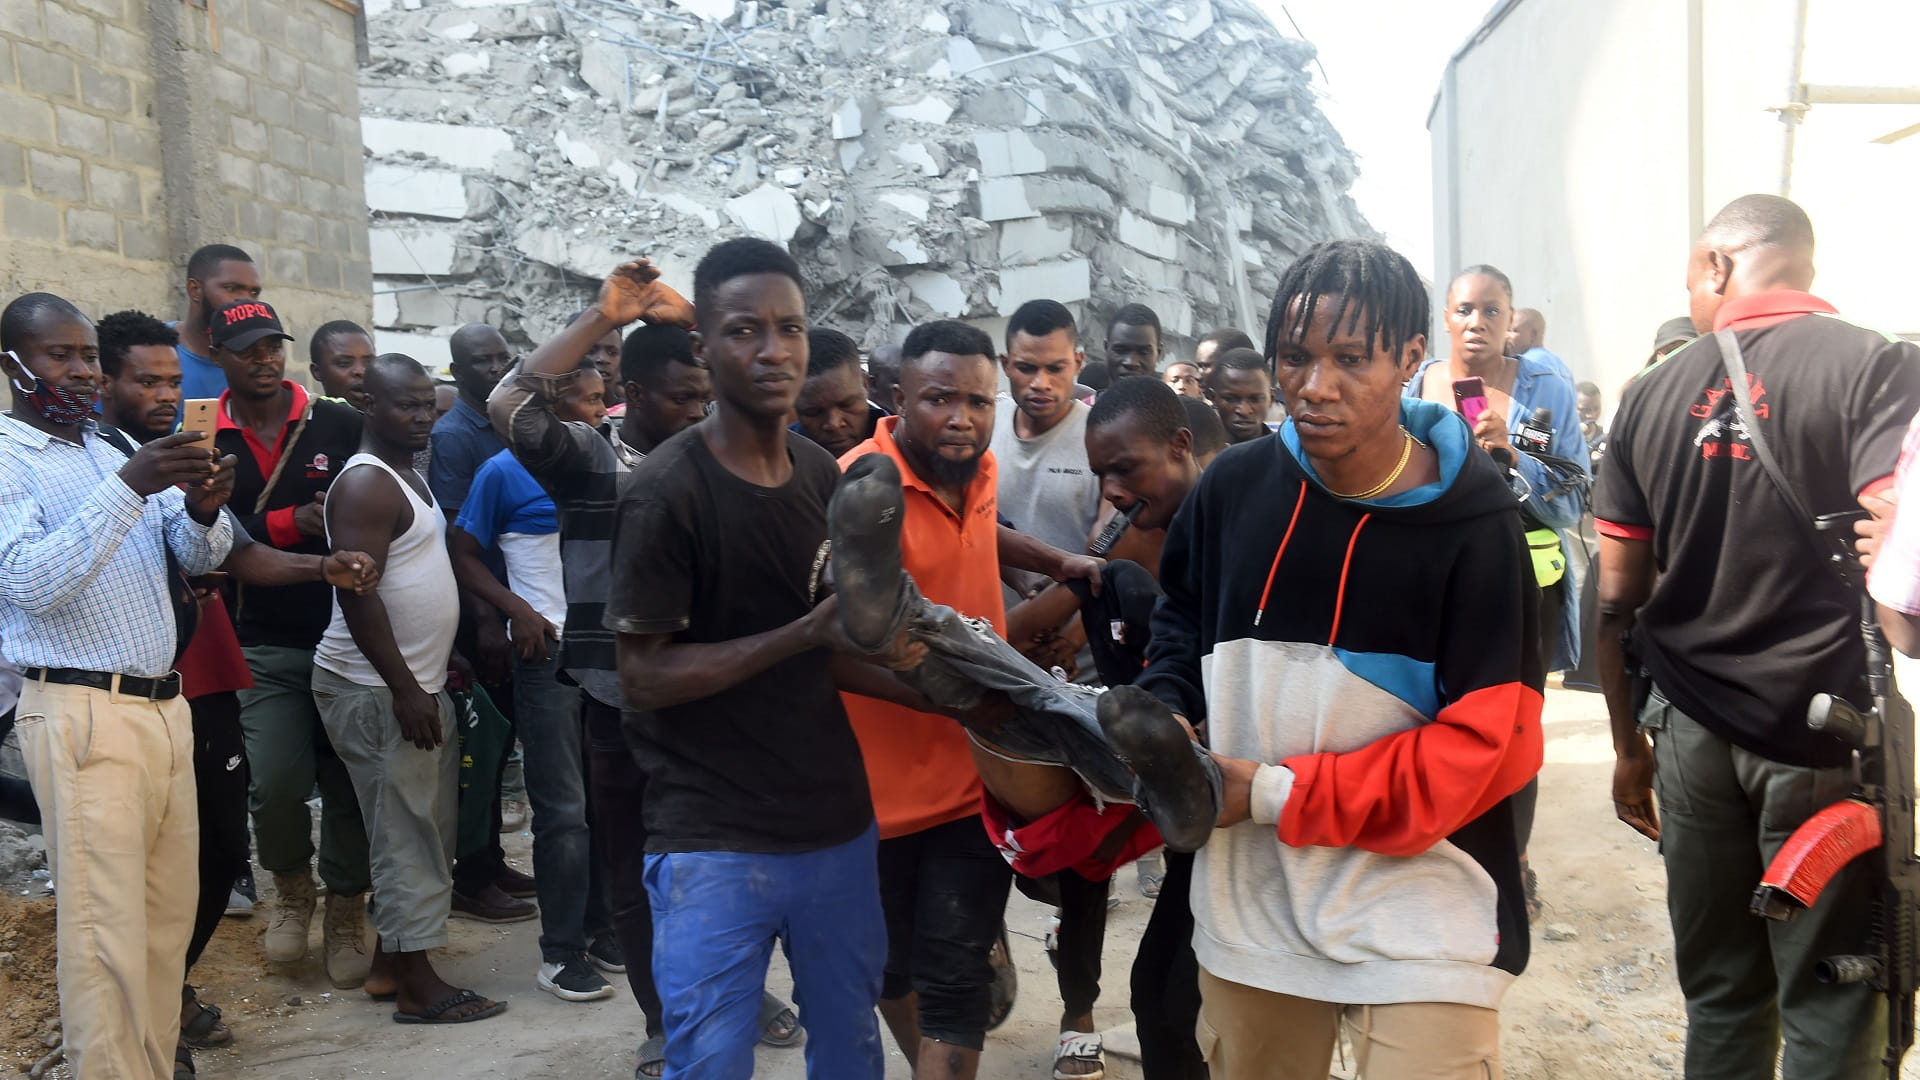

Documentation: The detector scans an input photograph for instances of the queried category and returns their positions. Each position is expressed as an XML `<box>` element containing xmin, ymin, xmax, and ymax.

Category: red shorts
<box><xmin>979</xmin><ymin>789</ymin><xmax>1163</xmax><ymax>881</ymax></box>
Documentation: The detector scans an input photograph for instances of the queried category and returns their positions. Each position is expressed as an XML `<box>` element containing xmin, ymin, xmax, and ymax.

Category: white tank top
<box><xmin>314</xmin><ymin>453</ymin><xmax>459</xmax><ymax>694</ymax></box>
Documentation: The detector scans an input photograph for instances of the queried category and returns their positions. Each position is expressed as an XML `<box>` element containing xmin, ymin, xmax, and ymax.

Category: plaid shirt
<box><xmin>0</xmin><ymin>413</ymin><xmax>232</xmax><ymax>677</ymax></box>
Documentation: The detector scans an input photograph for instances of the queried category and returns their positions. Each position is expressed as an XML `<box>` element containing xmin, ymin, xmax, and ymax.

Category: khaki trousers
<box><xmin>1196</xmin><ymin>966</ymin><xmax>1501</xmax><ymax>1080</ymax></box>
<box><xmin>15</xmin><ymin>679</ymin><xmax>198</xmax><ymax>1080</ymax></box>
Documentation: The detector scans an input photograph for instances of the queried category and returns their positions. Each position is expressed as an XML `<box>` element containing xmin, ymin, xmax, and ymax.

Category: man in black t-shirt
<box><xmin>606</xmin><ymin>239</ymin><xmax>892</xmax><ymax>1079</ymax></box>
<box><xmin>1596</xmin><ymin>194</ymin><xmax>1920</xmax><ymax>1079</ymax></box>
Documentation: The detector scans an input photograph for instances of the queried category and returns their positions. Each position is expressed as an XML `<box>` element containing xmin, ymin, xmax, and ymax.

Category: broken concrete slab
<box><xmin>373</xmin><ymin>285</ymin><xmax>400</xmax><ymax>327</ymax></box>
<box><xmin>724</xmin><ymin>183</ymin><xmax>802</xmax><ymax>243</ymax></box>
<box><xmin>607</xmin><ymin>158</ymin><xmax>640</xmax><ymax>194</ymax></box>
<box><xmin>393</xmin><ymin>285</ymin><xmax>494</xmax><ymax>327</ymax></box>
<box><xmin>1117</xmin><ymin>209</ymin><xmax>1180</xmax><ymax>260</ymax></box>
<box><xmin>991</xmin><ymin>258</ymin><xmax>1091</xmax><ymax>313</ymax></box>
<box><xmin>996</xmin><ymin>216</ymin><xmax>1073</xmax><ymax>265</ymax></box>
<box><xmin>877</xmin><ymin>191</ymin><xmax>930</xmax><ymax>221</ymax></box>
<box><xmin>1146</xmin><ymin>184</ymin><xmax>1195</xmax><ymax>227</ymax></box>
<box><xmin>905</xmin><ymin>270</ymin><xmax>968</xmax><ymax>317</ymax></box>
<box><xmin>888</xmin><ymin>234</ymin><xmax>931</xmax><ymax>266</ymax></box>
<box><xmin>891</xmin><ymin>143</ymin><xmax>941</xmax><ymax>177</ymax></box>
<box><xmin>554</xmin><ymin>130</ymin><xmax>601</xmax><ymax>169</ymax></box>
<box><xmin>977</xmin><ymin>177</ymin><xmax>1037</xmax><ymax>222</ymax></box>
<box><xmin>366</xmin><ymin>163</ymin><xmax>470</xmax><ymax>219</ymax></box>
<box><xmin>441</xmin><ymin>50</ymin><xmax>491</xmax><ymax>77</ymax></box>
<box><xmin>361</xmin><ymin>117</ymin><xmax>513</xmax><ymax>171</ymax></box>
<box><xmin>884</xmin><ymin>96</ymin><xmax>955</xmax><ymax>125</ymax></box>
<box><xmin>947</xmin><ymin>35</ymin><xmax>988</xmax><ymax>78</ymax></box>
<box><xmin>576</xmin><ymin>39</ymin><xmax>632</xmax><ymax>107</ymax></box>
<box><xmin>652</xmin><ymin>192</ymin><xmax>722</xmax><ymax>231</ymax></box>
<box><xmin>374</xmin><ymin>329</ymin><xmax>454</xmax><ymax>378</ymax></box>
<box><xmin>369</xmin><ymin>225</ymin><xmax>467</xmax><ymax>275</ymax></box>
<box><xmin>831</xmin><ymin>99</ymin><xmax>864</xmax><ymax>140</ymax></box>
<box><xmin>974</xmin><ymin>129</ymin><xmax>1046</xmax><ymax>178</ymax></box>
<box><xmin>666</xmin><ymin>0</ymin><xmax>736</xmax><ymax>22</ymax></box>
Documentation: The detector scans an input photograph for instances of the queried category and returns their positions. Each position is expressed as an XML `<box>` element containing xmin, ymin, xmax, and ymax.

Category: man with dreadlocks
<box><xmin>1132</xmin><ymin>239</ymin><xmax>1544</xmax><ymax>1078</ymax></box>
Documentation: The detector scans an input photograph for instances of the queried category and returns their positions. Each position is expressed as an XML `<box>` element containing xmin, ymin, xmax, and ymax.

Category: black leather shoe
<box><xmin>1097</xmin><ymin>685</ymin><xmax>1221</xmax><ymax>853</ymax></box>
<box><xmin>492</xmin><ymin>864</ymin><xmax>537</xmax><ymax>898</ymax></box>
<box><xmin>829</xmin><ymin>454</ymin><xmax>909</xmax><ymax>652</ymax></box>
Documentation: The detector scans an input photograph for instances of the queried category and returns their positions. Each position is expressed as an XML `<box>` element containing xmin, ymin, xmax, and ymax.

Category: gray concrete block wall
<box><xmin>0</xmin><ymin>0</ymin><xmax>369</xmax><ymax>341</ymax></box>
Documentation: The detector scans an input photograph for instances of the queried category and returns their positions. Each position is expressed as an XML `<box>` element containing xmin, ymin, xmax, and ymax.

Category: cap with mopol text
<box><xmin>209</xmin><ymin>299</ymin><xmax>294</xmax><ymax>353</ymax></box>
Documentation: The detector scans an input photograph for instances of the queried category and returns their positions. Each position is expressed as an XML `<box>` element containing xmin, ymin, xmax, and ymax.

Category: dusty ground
<box><xmin>4</xmin><ymin>686</ymin><xmax>1913</xmax><ymax>1078</ymax></box>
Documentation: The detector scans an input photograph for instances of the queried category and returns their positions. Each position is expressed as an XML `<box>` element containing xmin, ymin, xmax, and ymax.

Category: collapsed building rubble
<box><xmin>358</xmin><ymin>0</ymin><xmax>1373</xmax><ymax>370</ymax></box>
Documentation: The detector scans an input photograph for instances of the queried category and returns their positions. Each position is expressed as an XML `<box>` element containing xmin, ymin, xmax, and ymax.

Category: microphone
<box><xmin>1517</xmin><ymin>407</ymin><xmax>1554</xmax><ymax>455</ymax></box>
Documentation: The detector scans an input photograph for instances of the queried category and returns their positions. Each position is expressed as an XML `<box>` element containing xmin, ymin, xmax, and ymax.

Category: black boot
<box><xmin>1097</xmin><ymin>685</ymin><xmax>1221</xmax><ymax>853</ymax></box>
<box><xmin>828</xmin><ymin>453</ymin><xmax>911</xmax><ymax>652</ymax></box>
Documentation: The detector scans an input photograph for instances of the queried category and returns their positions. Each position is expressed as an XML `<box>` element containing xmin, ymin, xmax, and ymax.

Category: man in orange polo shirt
<box><xmin>839</xmin><ymin>320</ymin><xmax>1095</xmax><ymax>1080</ymax></box>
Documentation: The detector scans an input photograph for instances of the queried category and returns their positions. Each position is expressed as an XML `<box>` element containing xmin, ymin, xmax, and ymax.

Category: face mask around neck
<box><xmin>6</xmin><ymin>350</ymin><xmax>96</xmax><ymax>426</ymax></box>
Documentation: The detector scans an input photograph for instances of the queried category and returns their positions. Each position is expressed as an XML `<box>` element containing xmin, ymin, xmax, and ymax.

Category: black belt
<box><xmin>25</xmin><ymin>667</ymin><xmax>182</xmax><ymax>701</ymax></box>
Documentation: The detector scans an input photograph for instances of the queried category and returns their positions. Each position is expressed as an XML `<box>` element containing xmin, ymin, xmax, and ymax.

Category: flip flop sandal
<box><xmin>986</xmin><ymin>925</ymin><xmax>1017</xmax><ymax>1032</ymax></box>
<box><xmin>634</xmin><ymin>1033</ymin><xmax>666</xmax><ymax>1079</ymax></box>
<box><xmin>757</xmin><ymin>992</ymin><xmax>804</xmax><ymax>1048</ymax></box>
<box><xmin>180</xmin><ymin>995</ymin><xmax>232</xmax><ymax>1049</ymax></box>
<box><xmin>1053</xmin><ymin>1030</ymin><xmax>1105</xmax><ymax>1080</ymax></box>
<box><xmin>392</xmin><ymin>988</ymin><xmax>509</xmax><ymax>1025</ymax></box>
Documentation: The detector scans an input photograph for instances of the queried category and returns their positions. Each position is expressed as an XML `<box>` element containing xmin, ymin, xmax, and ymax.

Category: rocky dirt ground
<box><xmin>5</xmin><ymin>685</ymin><xmax>1917</xmax><ymax>1079</ymax></box>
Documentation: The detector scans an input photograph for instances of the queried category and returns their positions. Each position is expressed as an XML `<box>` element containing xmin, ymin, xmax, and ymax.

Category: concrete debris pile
<box><xmin>358</xmin><ymin>0</ymin><xmax>1371</xmax><ymax>368</ymax></box>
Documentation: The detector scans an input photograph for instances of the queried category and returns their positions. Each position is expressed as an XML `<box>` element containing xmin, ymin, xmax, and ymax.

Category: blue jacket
<box><xmin>1406</xmin><ymin>355</ymin><xmax>1590</xmax><ymax>670</ymax></box>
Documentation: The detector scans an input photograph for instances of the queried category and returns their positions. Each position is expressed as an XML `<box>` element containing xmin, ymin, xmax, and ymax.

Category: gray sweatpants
<box><xmin>312</xmin><ymin>666</ymin><xmax>459</xmax><ymax>953</ymax></box>
<box><xmin>1642</xmin><ymin>686</ymin><xmax>1885</xmax><ymax>1080</ymax></box>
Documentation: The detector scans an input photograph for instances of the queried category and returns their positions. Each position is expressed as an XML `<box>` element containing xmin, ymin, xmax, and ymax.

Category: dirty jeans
<box><xmin>15</xmin><ymin>680</ymin><xmax>198</xmax><ymax>1080</ymax></box>
<box><xmin>514</xmin><ymin>651</ymin><xmax>610</xmax><ymax>963</ymax></box>
<box><xmin>312</xmin><ymin>667</ymin><xmax>459</xmax><ymax>952</ymax></box>
<box><xmin>1642</xmin><ymin>686</ymin><xmax>1884</xmax><ymax>1080</ymax></box>
<box><xmin>646</xmin><ymin>823</ymin><xmax>886</xmax><ymax>1080</ymax></box>
<box><xmin>888</xmin><ymin>578</ymin><xmax>1135</xmax><ymax>802</ymax></box>
<box><xmin>878</xmin><ymin>815</ymin><xmax>1012</xmax><ymax>1050</ymax></box>
<box><xmin>590</xmin><ymin>697</ymin><xmax>662</xmax><ymax>1035</ymax></box>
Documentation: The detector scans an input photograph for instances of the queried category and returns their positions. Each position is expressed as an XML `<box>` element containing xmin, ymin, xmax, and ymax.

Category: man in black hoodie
<box><xmin>1135</xmin><ymin>240</ymin><xmax>1543</xmax><ymax>1078</ymax></box>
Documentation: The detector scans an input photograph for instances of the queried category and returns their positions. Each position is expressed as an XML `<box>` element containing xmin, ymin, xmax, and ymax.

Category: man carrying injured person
<box><xmin>830</xmin><ymin>239</ymin><xmax>1544</xmax><ymax>1080</ymax></box>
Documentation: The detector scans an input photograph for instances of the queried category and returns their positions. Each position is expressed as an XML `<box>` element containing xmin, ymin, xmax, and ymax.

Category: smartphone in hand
<box><xmin>181</xmin><ymin>398</ymin><xmax>221</xmax><ymax>443</ymax></box>
<box><xmin>1452</xmin><ymin>377</ymin><xmax>1488</xmax><ymax>427</ymax></box>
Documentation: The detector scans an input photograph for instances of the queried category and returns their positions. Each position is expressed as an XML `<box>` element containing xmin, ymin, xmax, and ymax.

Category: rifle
<box><xmin>1749</xmin><ymin>511</ymin><xmax>1920</xmax><ymax>1079</ymax></box>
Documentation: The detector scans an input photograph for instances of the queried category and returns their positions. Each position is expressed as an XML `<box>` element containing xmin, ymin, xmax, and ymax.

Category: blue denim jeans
<box><xmin>514</xmin><ymin>651</ymin><xmax>609</xmax><ymax>962</ymax></box>
<box><xmin>645</xmin><ymin>823</ymin><xmax>886</xmax><ymax>1080</ymax></box>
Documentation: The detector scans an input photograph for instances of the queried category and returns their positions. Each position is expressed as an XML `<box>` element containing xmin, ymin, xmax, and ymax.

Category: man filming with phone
<box><xmin>1595</xmin><ymin>195</ymin><xmax>1920</xmax><ymax>1079</ymax></box>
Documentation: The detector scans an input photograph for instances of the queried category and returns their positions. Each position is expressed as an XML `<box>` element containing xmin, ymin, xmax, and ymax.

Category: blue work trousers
<box><xmin>645</xmin><ymin>823</ymin><xmax>886</xmax><ymax>1080</ymax></box>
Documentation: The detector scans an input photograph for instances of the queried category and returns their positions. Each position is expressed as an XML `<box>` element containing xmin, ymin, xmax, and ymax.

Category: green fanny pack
<box><xmin>1526</xmin><ymin>527</ymin><xmax>1566</xmax><ymax>588</ymax></box>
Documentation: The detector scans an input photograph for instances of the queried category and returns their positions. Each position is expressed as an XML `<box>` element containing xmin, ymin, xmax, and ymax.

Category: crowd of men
<box><xmin>0</xmin><ymin>189</ymin><xmax>1916</xmax><ymax>1080</ymax></box>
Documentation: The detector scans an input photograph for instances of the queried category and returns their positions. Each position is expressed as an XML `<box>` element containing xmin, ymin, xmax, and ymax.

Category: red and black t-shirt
<box><xmin>215</xmin><ymin>383</ymin><xmax>364</xmax><ymax>650</ymax></box>
<box><xmin>1595</xmin><ymin>292</ymin><xmax>1920</xmax><ymax>766</ymax></box>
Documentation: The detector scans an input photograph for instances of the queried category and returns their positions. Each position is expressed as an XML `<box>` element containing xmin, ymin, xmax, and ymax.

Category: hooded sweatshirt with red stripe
<box><xmin>1139</xmin><ymin>398</ymin><xmax>1544</xmax><ymax>1009</ymax></box>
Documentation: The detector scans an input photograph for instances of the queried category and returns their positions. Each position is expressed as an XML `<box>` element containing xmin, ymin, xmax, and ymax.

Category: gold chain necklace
<box><xmin>1325</xmin><ymin>426</ymin><xmax>1415</xmax><ymax>500</ymax></box>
